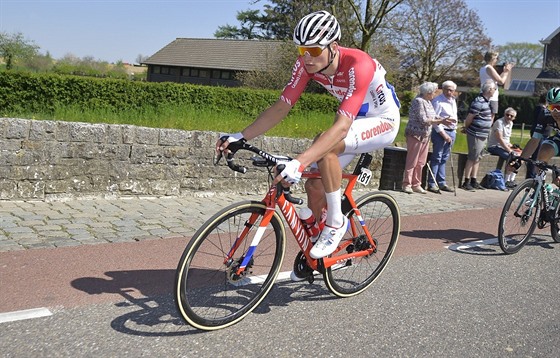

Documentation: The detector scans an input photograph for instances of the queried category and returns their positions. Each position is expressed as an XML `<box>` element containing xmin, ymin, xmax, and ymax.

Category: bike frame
<box><xmin>227</xmin><ymin>170</ymin><xmax>377</xmax><ymax>277</ymax></box>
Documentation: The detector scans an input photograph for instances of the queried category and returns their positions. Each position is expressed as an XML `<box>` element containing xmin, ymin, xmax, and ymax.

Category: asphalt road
<box><xmin>1</xmin><ymin>198</ymin><xmax>559</xmax><ymax>357</ymax></box>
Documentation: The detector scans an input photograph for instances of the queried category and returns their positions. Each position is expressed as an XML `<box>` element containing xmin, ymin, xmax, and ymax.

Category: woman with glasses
<box><xmin>517</xmin><ymin>88</ymin><xmax>560</xmax><ymax>178</ymax></box>
<box><xmin>217</xmin><ymin>10</ymin><xmax>401</xmax><ymax>261</ymax></box>
<box><xmin>487</xmin><ymin>107</ymin><xmax>520</xmax><ymax>188</ymax></box>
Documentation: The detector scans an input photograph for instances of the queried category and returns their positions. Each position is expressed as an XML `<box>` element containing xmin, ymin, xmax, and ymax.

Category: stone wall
<box><xmin>0</xmin><ymin>118</ymin><xmax>384</xmax><ymax>200</ymax></box>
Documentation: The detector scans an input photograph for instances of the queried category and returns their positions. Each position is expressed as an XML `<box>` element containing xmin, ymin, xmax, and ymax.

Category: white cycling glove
<box><xmin>279</xmin><ymin>159</ymin><xmax>305</xmax><ymax>185</ymax></box>
<box><xmin>226</xmin><ymin>132</ymin><xmax>244</xmax><ymax>144</ymax></box>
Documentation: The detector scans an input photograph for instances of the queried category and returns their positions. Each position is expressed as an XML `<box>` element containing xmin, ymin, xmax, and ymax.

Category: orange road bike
<box><xmin>174</xmin><ymin>141</ymin><xmax>400</xmax><ymax>330</ymax></box>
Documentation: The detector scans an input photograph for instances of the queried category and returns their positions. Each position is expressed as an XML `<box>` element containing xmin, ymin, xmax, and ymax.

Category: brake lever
<box><xmin>213</xmin><ymin>150</ymin><xmax>223</xmax><ymax>166</ymax></box>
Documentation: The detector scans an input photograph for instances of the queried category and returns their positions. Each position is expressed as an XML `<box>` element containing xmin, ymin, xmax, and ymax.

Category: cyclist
<box><xmin>516</xmin><ymin>87</ymin><xmax>560</xmax><ymax>176</ymax></box>
<box><xmin>216</xmin><ymin>10</ymin><xmax>401</xmax><ymax>259</ymax></box>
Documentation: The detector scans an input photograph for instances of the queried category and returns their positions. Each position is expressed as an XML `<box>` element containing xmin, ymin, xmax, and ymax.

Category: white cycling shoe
<box><xmin>309</xmin><ymin>216</ymin><xmax>348</xmax><ymax>259</ymax></box>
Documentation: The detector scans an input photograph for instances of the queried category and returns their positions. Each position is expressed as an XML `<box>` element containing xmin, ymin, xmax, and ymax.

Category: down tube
<box><xmin>234</xmin><ymin>207</ymin><xmax>276</xmax><ymax>275</ymax></box>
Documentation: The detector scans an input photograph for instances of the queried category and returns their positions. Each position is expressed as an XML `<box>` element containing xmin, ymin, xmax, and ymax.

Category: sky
<box><xmin>0</xmin><ymin>0</ymin><xmax>559</xmax><ymax>64</ymax></box>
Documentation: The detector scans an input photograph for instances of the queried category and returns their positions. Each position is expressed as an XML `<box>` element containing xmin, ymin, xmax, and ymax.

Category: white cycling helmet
<box><xmin>293</xmin><ymin>10</ymin><xmax>341</xmax><ymax>47</ymax></box>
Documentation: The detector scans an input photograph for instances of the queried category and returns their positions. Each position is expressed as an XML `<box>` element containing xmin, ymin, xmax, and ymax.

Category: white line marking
<box><xmin>0</xmin><ymin>307</ymin><xmax>53</xmax><ymax>324</ymax></box>
<box><xmin>447</xmin><ymin>238</ymin><xmax>498</xmax><ymax>251</ymax></box>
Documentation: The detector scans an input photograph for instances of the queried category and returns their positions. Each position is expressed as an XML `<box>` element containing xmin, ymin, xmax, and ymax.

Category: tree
<box><xmin>496</xmin><ymin>42</ymin><xmax>543</xmax><ymax>68</ymax></box>
<box><xmin>0</xmin><ymin>31</ymin><xmax>40</xmax><ymax>70</ymax></box>
<box><xmin>380</xmin><ymin>0</ymin><xmax>490</xmax><ymax>87</ymax></box>
<box><xmin>342</xmin><ymin>0</ymin><xmax>404</xmax><ymax>52</ymax></box>
<box><xmin>236</xmin><ymin>41</ymin><xmax>297</xmax><ymax>89</ymax></box>
<box><xmin>214</xmin><ymin>10</ymin><xmax>273</xmax><ymax>39</ymax></box>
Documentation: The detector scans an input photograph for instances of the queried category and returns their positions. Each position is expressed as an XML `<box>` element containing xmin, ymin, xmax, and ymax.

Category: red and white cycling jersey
<box><xmin>280</xmin><ymin>47</ymin><xmax>400</xmax><ymax>120</ymax></box>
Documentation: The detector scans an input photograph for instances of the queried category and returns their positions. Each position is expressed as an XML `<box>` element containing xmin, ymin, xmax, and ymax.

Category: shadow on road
<box><xmin>400</xmin><ymin>228</ymin><xmax>495</xmax><ymax>244</ymax></box>
<box><xmin>71</xmin><ymin>269</ymin><xmax>335</xmax><ymax>336</ymax></box>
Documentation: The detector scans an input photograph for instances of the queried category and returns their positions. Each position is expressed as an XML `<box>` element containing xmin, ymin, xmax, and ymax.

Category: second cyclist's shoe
<box><xmin>309</xmin><ymin>216</ymin><xmax>348</xmax><ymax>259</ymax></box>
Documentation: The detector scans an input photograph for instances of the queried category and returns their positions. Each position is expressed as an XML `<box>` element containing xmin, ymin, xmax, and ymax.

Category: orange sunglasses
<box><xmin>547</xmin><ymin>103</ymin><xmax>560</xmax><ymax>112</ymax></box>
<box><xmin>296</xmin><ymin>46</ymin><xmax>325</xmax><ymax>57</ymax></box>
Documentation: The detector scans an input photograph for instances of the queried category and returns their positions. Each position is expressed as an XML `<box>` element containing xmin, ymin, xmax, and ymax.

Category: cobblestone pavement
<box><xmin>0</xmin><ymin>187</ymin><xmax>511</xmax><ymax>252</ymax></box>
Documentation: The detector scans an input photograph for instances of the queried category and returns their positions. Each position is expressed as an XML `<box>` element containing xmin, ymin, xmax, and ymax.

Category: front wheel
<box><xmin>174</xmin><ymin>201</ymin><xmax>285</xmax><ymax>331</ymax></box>
<box><xmin>498</xmin><ymin>179</ymin><xmax>539</xmax><ymax>254</ymax></box>
<box><xmin>323</xmin><ymin>192</ymin><xmax>400</xmax><ymax>297</ymax></box>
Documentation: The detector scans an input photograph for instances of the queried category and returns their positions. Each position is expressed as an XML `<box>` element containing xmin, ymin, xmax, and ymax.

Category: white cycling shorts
<box><xmin>310</xmin><ymin>111</ymin><xmax>400</xmax><ymax>169</ymax></box>
<box><xmin>338</xmin><ymin>113</ymin><xmax>400</xmax><ymax>168</ymax></box>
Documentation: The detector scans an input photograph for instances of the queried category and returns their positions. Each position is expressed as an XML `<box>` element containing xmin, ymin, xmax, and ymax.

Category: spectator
<box><xmin>428</xmin><ymin>80</ymin><xmax>458</xmax><ymax>193</ymax></box>
<box><xmin>402</xmin><ymin>82</ymin><xmax>452</xmax><ymax>194</ymax></box>
<box><xmin>479</xmin><ymin>51</ymin><xmax>514</xmax><ymax>120</ymax></box>
<box><xmin>526</xmin><ymin>93</ymin><xmax>549</xmax><ymax>179</ymax></box>
<box><xmin>487</xmin><ymin>107</ymin><xmax>520</xmax><ymax>188</ymax></box>
<box><xmin>462</xmin><ymin>79</ymin><xmax>497</xmax><ymax>191</ymax></box>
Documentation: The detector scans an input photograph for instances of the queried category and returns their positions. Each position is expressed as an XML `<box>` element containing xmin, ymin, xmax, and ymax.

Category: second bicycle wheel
<box><xmin>498</xmin><ymin>179</ymin><xmax>539</xmax><ymax>254</ymax></box>
<box><xmin>175</xmin><ymin>201</ymin><xmax>285</xmax><ymax>330</ymax></box>
<box><xmin>550</xmin><ymin>199</ymin><xmax>560</xmax><ymax>243</ymax></box>
<box><xmin>323</xmin><ymin>192</ymin><xmax>400</xmax><ymax>297</ymax></box>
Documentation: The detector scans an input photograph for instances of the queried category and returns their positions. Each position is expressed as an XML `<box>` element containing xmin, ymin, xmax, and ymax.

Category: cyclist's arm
<box><xmin>520</xmin><ymin>137</ymin><xmax>541</xmax><ymax>159</ymax></box>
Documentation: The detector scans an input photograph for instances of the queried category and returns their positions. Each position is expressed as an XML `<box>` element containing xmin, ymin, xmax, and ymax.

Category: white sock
<box><xmin>510</xmin><ymin>173</ymin><xmax>516</xmax><ymax>181</ymax></box>
<box><xmin>325</xmin><ymin>189</ymin><xmax>344</xmax><ymax>228</ymax></box>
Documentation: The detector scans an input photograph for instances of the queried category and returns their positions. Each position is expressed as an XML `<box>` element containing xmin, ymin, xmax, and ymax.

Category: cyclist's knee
<box><xmin>537</xmin><ymin>142</ymin><xmax>557</xmax><ymax>162</ymax></box>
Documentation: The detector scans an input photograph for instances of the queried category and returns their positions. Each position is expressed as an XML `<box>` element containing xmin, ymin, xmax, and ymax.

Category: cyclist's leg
<box><xmin>537</xmin><ymin>139</ymin><xmax>558</xmax><ymax>182</ymax></box>
<box><xmin>320</xmin><ymin>115</ymin><xmax>399</xmax><ymax>223</ymax></box>
<box><xmin>536</xmin><ymin>141</ymin><xmax>557</xmax><ymax>163</ymax></box>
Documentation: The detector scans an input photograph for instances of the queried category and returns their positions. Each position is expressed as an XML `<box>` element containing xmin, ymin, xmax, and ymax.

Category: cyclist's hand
<box><xmin>216</xmin><ymin>132</ymin><xmax>244</xmax><ymax>155</ymax></box>
<box><xmin>275</xmin><ymin>159</ymin><xmax>304</xmax><ymax>185</ymax></box>
<box><xmin>508</xmin><ymin>156</ymin><xmax>522</xmax><ymax>172</ymax></box>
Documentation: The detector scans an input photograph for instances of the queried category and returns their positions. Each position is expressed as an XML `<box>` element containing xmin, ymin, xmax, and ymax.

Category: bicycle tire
<box><xmin>498</xmin><ymin>179</ymin><xmax>539</xmax><ymax>254</ymax></box>
<box><xmin>174</xmin><ymin>201</ymin><xmax>285</xmax><ymax>331</ymax></box>
<box><xmin>323</xmin><ymin>192</ymin><xmax>400</xmax><ymax>297</ymax></box>
<box><xmin>550</xmin><ymin>200</ymin><xmax>560</xmax><ymax>243</ymax></box>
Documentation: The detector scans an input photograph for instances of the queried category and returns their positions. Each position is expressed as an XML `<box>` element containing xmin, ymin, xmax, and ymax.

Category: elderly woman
<box><xmin>402</xmin><ymin>82</ymin><xmax>450</xmax><ymax>194</ymax></box>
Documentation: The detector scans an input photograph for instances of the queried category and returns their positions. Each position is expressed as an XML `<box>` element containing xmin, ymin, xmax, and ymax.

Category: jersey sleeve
<box><xmin>531</xmin><ymin>110</ymin><xmax>551</xmax><ymax>139</ymax></box>
<box><xmin>279</xmin><ymin>57</ymin><xmax>311</xmax><ymax>107</ymax></box>
<box><xmin>336</xmin><ymin>57</ymin><xmax>375</xmax><ymax>120</ymax></box>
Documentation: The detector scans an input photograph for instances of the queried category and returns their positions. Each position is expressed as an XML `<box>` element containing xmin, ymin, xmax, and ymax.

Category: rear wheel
<box><xmin>498</xmin><ymin>179</ymin><xmax>539</xmax><ymax>254</ymax></box>
<box><xmin>323</xmin><ymin>192</ymin><xmax>400</xmax><ymax>297</ymax></box>
<box><xmin>174</xmin><ymin>201</ymin><xmax>285</xmax><ymax>330</ymax></box>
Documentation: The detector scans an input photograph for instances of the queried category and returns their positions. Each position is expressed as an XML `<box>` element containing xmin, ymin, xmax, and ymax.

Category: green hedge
<box><xmin>0</xmin><ymin>71</ymin><xmax>341</xmax><ymax>118</ymax></box>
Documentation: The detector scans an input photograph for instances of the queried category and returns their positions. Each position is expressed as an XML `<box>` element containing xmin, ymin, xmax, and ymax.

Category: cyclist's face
<box><xmin>300</xmin><ymin>43</ymin><xmax>336</xmax><ymax>73</ymax></box>
<box><xmin>551</xmin><ymin>109</ymin><xmax>560</xmax><ymax>123</ymax></box>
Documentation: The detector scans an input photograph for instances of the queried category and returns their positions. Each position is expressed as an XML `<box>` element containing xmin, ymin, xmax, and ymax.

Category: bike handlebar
<box><xmin>511</xmin><ymin>155</ymin><xmax>559</xmax><ymax>172</ymax></box>
<box><xmin>215</xmin><ymin>138</ymin><xmax>303</xmax><ymax>205</ymax></box>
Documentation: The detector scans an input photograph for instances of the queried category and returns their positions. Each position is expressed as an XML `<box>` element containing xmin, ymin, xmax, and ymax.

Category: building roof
<box><xmin>511</xmin><ymin>67</ymin><xmax>542</xmax><ymax>81</ymax></box>
<box><xmin>540</xmin><ymin>26</ymin><xmax>560</xmax><ymax>44</ymax></box>
<box><xmin>143</xmin><ymin>38</ymin><xmax>284</xmax><ymax>71</ymax></box>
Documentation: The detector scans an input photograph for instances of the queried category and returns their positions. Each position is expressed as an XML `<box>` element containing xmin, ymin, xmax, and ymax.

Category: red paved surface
<box><xmin>0</xmin><ymin>207</ymin><xmax>505</xmax><ymax>313</ymax></box>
